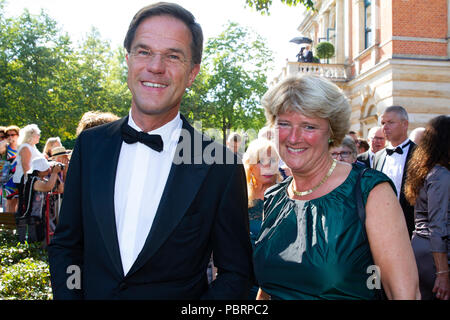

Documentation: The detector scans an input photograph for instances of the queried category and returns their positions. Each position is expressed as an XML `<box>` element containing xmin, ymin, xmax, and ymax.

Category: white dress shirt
<box><xmin>382</xmin><ymin>138</ymin><xmax>411</xmax><ymax>199</ymax></box>
<box><xmin>114</xmin><ymin>110</ymin><xmax>182</xmax><ymax>275</ymax></box>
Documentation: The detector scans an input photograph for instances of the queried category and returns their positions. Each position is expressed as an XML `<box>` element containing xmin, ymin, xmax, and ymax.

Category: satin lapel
<box><xmin>90</xmin><ymin>116</ymin><xmax>127</xmax><ymax>278</ymax></box>
<box><xmin>401</xmin><ymin>142</ymin><xmax>416</xmax><ymax>189</ymax></box>
<box><xmin>127</xmin><ymin>116</ymin><xmax>210</xmax><ymax>276</ymax></box>
<box><xmin>375</xmin><ymin>150</ymin><xmax>387</xmax><ymax>171</ymax></box>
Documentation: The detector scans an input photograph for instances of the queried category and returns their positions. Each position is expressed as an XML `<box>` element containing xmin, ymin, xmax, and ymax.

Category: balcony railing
<box><xmin>270</xmin><ymin>61</ymin><xmax>349</xmax><ymax>86</ymax></box>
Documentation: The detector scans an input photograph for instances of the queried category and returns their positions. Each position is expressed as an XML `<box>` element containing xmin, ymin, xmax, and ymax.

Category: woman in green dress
<box><xmin>253</xmin><ymin>75</ymin><xmax>420</xmax><ymax>300</ymax></box>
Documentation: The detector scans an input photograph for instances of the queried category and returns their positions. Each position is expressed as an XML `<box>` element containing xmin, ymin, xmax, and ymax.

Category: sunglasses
<box><xmin>5</xmin><ymin>133</ymin><xmax>18</xmax><ymax>137</ymax></box>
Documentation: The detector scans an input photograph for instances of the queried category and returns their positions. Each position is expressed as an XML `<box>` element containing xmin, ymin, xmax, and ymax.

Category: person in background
<box><xmin>226</xmin><ymin>132</ymin><xmax>243</xmax><ymax>155</ymax></box>
<box><xmin>16</xmin><ymin>158</ymin><xmax>63</xmax><ymax>243</ymax></box>
<box><xmin>258</xmin><ymin>126</ymin><xmax>290</xmax><ymax>179</ymax></box>
<box><xmin>357</xmin><ymin>139</ymin><xmax>369</xmax><ymax>154</ymax></box>
<box><xmin>13</xmin><ymin>124</ymin><xmax>44</xmax><ymax>206</ymax></box>
<box><xmin>357</xmin><ymin>126</ymin><xmax>386</xmax><ymax>168</ymax></box>
<box><xmin>409</xmin><ymin>127</ymin><xmax>426</xmax><ymax>145</ymax></box>
<box><xmin>0</xmin><ymin>126</ymin><xmax>6</xmax><ymax>156</ymax></box>
<box><xmin>348</xmin><ymin>130</ymin><xmax>359</xmax><ymax>144</ymax></box>
<box><xmin>43</xmin><ymin>137</ymin><xmax>62</xmax><ymax>159</ymax></box>
<box><xmin>76</xmin><ymin>111</ymin><xmax>120</xmax><ymax>136</ymax></box>
<box><xmin>373</xmin><ymin>106</ymin><xmax>417</xmax><ymax>238</ymax></box>
<box><xmin>243</xmin><ymin>138</ymin><xmax>280</xmax><ymax>299</ymax></box>
<box><xmin>2</xmin><ymin>126</ymin><xmax>20</xmax><ymax>212</ymax></box>
<box><xmin>50</xmin><ymin>146</ymin><xmax>71</xmax><ymax>184</ymax></box>
<box><xmin>405</xmin><ymin>115</ymin><xmax>449</xmax><ymax>300</ymax></box>
<box><xmin>302</xmin><ymin>45</ymin><xmax>313</xmax><ymax>62</ymax></box>
<box><xmin>330</xmin><ymin>135</ymin><xmax>366</xmax><ymax>167</ymax></box>
<box><xmin>253</xmin><ymin>74</ymin><xmax>419</xmax><ymax>300</ymax></box>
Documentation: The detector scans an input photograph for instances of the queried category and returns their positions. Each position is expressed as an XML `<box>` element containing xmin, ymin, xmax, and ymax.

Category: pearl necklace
<box><xmin>291</xmin><ymin>159</ymin><xmax>337</xmax><ymax>197</ymax></box>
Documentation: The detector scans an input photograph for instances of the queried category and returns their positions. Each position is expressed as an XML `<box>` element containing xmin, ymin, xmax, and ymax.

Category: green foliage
<box><xmin>245</xmin><ymin>0</ymin><xmax>315</xmax><ymax>15</ymax></box>
<box><xmin>315</xmin><ymin>41</ymin><xmax>335</xmax><ymax>60</ymax></box>
<box><xmin>0</xmin><ymin>258</ymin><xmax>52</xmax><ymax>300</ymax></box>
<box><xmin>0</xmin><ymin>227</ymin><xmax>52</xmax><ymax>300</ymax></box>
<box><xmin>182</xmin><ymin>22</ymin><xmax>272</xmax><ymax>144</ymax></box>
<box><xmin>0</xmin><ymin>5</ymin><xmax>130</xmax><ymax>145</ymax></box>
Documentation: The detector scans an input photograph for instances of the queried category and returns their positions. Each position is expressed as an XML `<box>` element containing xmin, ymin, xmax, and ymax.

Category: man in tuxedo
<box><xmin>48</xmin><ymin>3</ymin><xmax>253</xmax><ymax>299</ymax></box>
<box><xmin>357</xmin><ymin>126</ymin><xmax>386</xmax><ymax>168</ymax></box>
<box><xmin>373</xmin><ymin>106</ymin><xmax>416</xmax><ymax>238</ymax></box>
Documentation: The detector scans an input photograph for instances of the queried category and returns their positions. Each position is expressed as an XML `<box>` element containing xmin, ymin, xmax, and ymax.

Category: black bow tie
<box><xmin>386</xmin><ymin>140</ymin><xmax>410</xmax><ymax>156</ymax></box>
<box><xmin>386</xmin><ymin>146</ymin><xmax>403</xmax><ymax>155</ymax></box>
<box><xmin>121</xmin><ymin>122</ymin><xmax>163</xmax><ymax>152</ymax></box>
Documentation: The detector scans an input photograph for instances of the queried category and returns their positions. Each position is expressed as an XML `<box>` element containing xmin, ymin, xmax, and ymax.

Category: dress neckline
<box><xmin>284</xmin><ymin>163</ymin><xmax>358</xmax><ymax>203</ymax></box>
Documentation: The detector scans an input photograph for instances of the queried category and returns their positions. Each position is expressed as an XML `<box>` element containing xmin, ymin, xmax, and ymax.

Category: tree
<box><xmin>0</xmin><ymin>5</ymin><xmax>130</xmax><ymax>148</ymax></box>
<box><xmin>181</xmin><ymin>22</ymin><xmax>273</xmax><ymax>145</ymax></box>
<box><xmin>315</xmin><ymin>41</ymin><xmax>335</xmax><ymax>63</ymax></box>
<box><xmin>245</xmin><ymin>0</ymin><xmax>315</xmax><ymax>15</ymax></box>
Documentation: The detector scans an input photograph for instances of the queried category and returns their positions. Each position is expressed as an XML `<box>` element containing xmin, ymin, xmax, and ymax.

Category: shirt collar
<box><xmin>388</xmin><ymin>138</ymin><xmax>410</xmax><ymax>149</ymax></box>
<box><xmin>127</xmin><ymin>110</ymin><xmax>182</xmax><ymax>152</ymax></box>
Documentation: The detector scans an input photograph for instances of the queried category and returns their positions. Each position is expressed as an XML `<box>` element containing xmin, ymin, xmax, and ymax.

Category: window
<box><xmin>364</xmin><ymin>0</ymin><xmax>372</xmax><ymax>49</ymax></box>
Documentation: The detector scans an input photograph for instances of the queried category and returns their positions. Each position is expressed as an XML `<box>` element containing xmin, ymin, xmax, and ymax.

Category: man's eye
<box><xmin>277</xmin><ymin>122</ymin><xmax>290</xmax><ymax>127</ymax></box>
<box><xmin>138</xmin><ymin>50</ymin><xmax>150</xmax><ymax>56</ymax></box>
<box><xmin>168</xmin><ymin>54</ymin><xmax>180</xmax><ymax>60</ymax></box>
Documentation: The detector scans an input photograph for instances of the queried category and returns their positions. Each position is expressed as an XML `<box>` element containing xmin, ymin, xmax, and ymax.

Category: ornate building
<box><xmin>271</xmin><ymin>0</ymin><xmax>450</xmax><ymax>137</ymax></box>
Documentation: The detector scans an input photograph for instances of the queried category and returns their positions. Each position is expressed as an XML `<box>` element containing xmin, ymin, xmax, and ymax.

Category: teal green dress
<box><xmin>253</xmin><ymin>165</ymin><xmax>396</xmax><ymax>300</ymax></box>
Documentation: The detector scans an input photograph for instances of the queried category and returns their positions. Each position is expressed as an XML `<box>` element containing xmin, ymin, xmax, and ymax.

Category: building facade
<box><xmin>272</xmin><ymin>0</ymin><xmax>450</xmax><ymax>137</ymax></box>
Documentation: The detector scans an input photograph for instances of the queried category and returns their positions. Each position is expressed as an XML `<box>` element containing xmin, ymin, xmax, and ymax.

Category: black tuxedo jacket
<box><xmin>48</xmin><ymin>115</ymin><xmax>253</xmax><ymax>299</ymax></box>
<box><xmin>373</xmin><ymin>141</ymin><xmax>417</xmax><ymax>238</ymax></box>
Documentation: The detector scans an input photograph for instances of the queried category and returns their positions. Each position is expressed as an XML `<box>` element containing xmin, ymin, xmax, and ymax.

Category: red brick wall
<box><xmin>392</xmin><ymin>0</ymin><xmax>447</xmax><ymax>38</ymax></box>
<box><xmin>393</xmin><ymin>41</ymin><xmax>447</xmax><ymax>56</ymax></box>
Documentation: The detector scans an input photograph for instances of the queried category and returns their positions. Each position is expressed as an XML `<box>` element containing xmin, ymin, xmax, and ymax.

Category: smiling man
<box><xmin>48</xmin><ymin>2</ymin><xmax>252</xmax><ymax>300</ymax></box>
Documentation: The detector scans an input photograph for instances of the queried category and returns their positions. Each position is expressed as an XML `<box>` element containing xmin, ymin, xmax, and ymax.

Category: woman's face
<box><xmin>32</xmin><ymin>133</ymin><xmax>40</xmax><ymax>145</ymax></box>
<box><xmin>330</xmin><ymin>146</ymin><xmax>356</xmax><ymax>164</ymax></box>
<box><xmin>251</xmin><ymin>148</ymin><xmax>279</xmax><ymax>186</ymax></box>
<box><xmin>276</xmin><ymin>110</ymin><xmax>331</xmax><ymax>174</ymax></box>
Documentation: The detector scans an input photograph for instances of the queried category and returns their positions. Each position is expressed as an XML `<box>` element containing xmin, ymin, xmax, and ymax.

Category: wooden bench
<box><xmin>0</xmin><ymin>212</ymin><xmax>16</xmax><ymax>230</ymax></box>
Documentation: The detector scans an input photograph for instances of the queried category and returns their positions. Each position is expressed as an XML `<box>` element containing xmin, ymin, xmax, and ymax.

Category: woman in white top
<box><xmin>13</xmin><ymin>124</ymin><xmax>43</xmax><ymax>185</ymax></box>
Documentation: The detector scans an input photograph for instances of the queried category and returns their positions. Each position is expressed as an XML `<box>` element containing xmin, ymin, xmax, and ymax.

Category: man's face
<box><xmin>126</xmin><ymin>15</ymin><xmax>200</xmax><ymax>127</ymax></box>
<box><xmin>369</xmin><ymin>128</ymin><xmax>386</xmax><ymax>153</ymax></box>
<box><xmin>381</xmin><ymin>112</ymin><xmax>408</xmax><ymax>144</ymax></box>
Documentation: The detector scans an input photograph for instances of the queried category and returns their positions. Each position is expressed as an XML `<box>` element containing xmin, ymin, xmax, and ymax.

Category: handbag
<box><xmin>355</xmin><ymin>167</ymin><xmax>388</xmax><ymax>300</ymax></box>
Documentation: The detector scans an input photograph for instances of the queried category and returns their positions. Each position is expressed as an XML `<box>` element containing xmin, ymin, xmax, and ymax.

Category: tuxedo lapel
<box><xmin>401</xmin><ymin>141</ymin><xmax>416</xmax><ymax>190</ymax></box>
<box><xmin>127</xmin><ymin>116</ymin><xmax>211</xmax><ymax>276</ymax></box>
<box><xmin>90</xmin><ymin>117</ymin><xmax>127</xmax><ymax>277</ymax></box>
<box><xmin>374</xmin><ymin>149</ymin><xmax>387</xmax><ymax>171</ymax></box>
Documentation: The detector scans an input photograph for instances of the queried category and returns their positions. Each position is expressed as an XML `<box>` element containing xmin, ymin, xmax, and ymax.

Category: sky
<box><xmin>4</xmin><ymin>0</ymin><xmax>307</xmax><ymax>82</ymax></box>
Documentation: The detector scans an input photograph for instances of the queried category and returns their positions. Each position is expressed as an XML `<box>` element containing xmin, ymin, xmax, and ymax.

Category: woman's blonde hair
<box><xmin>243</xmin><ymin>138</ymin><xmax>280</xmax><ymax>204</ymax></box>
<box><xmin>261</xmin><ymin>75</ymin><xmax>351</xmax><ymax>147</ymax></box>
<box><xmin>18</xmin><ymin>124</ymin><xmax>41</xmax><ymax>146</ymax></box>
<box><xmin>43</xmin><ymin>137</ymin><xmax>62</xmax><ymax>157</ymax></box>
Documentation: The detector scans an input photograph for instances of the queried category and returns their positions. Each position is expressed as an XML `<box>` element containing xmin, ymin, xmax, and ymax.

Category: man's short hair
<box><xmin>383</xmin><ymin>105</ymin><xmax>409</xmax><ymax>121</ymax></box>
<box><xmin>123</xmin><ymin>2</ymin><xmax>203</xmax><ymax>65</ymax></box>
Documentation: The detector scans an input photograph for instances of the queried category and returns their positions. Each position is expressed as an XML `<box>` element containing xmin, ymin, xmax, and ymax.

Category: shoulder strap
<box><xmin>355</xmin><ymin>168</ymin><xmax>370</xmax><ymax>240</ymax></box>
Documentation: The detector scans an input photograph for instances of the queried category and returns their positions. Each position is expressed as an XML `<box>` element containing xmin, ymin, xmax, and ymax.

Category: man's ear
<box><xmin>187</xmin><ymin>64</ymin><xmax>201</xmax><ymax>88</ymax></box>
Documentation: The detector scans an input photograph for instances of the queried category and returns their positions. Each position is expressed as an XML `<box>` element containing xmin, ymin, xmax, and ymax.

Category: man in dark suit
<box><xmin>48</xmin><ymin>3</ymin><xmax>253</xmax><ymax>299</ymax></box>
<box><xmin>302</xmin><ymin>45</ymin><xmax>313</xmax><ymax>62</ymax></box>
<box><xmin>357</xmin><ymin>126</ymin><xmax>386</xmax><ymax>168</ymax></box>
<box><xmin>373</xmin><ymin>106</ymin><xmax>416</xmax><ymax>238</ymax></box>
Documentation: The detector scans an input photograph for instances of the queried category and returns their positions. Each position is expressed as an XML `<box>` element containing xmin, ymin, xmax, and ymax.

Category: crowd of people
<box><xmin>1</xmin><ymin>2</ymin><xmax>448</xmax><ymax>301</ymax></box>
<box><xmin>0</xmin><ymin>110</ymin><xmax>120</xmax><ymax>244</ymax></box>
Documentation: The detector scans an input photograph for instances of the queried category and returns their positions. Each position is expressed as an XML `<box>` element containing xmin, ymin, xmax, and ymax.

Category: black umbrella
<box><xmin>289</xmin><ymin>36</ymin><xmax>312</xmax><ymax>44</ymax></box>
